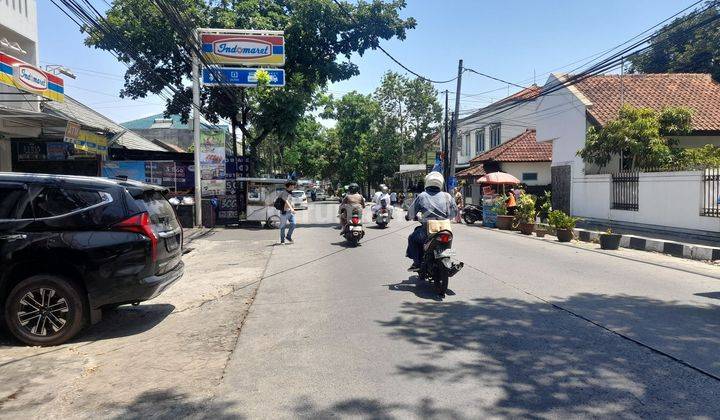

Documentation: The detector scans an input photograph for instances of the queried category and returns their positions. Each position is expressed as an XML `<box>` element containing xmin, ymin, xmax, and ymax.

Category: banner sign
<box><xmin>202</xmin><ymin>67</ymin><xmax>285</xmax><ymax>87</ymax></box>
<box><xmin>199</xmin><ymin>131</ymin><xmax>227</xmax><ymax>197</ymax></box>
<box><xmin>65</xmin><ymin>129</ymin><xmax>108</xmax><ymax>158</ymax></box>
<box><xmin>103</xmin><ymin>161</ymin><xmax>146</xmax><ymax>182</ymax></box>
<box><xmin>0</xmin><ymin>52</ymin><xmax>64</xmax><ymax>102</ymax></box>
<box><xmin>200</xmin><ymin>32</ymin><xmax>284</xmax><ymax>66</ymax></box>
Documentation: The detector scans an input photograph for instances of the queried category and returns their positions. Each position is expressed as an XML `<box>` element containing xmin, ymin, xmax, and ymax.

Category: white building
<box><xmin>536</xmin><ymin>73</ymin><xmax>720</xmax><ymax>235</ymax></box>
<box><xmin>455</xmin><ymin>85</ymin><xmax>541</xmax><ymax>170</ymax></box>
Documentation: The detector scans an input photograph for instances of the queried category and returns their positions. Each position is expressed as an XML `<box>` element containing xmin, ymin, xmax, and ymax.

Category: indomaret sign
<box><xmin>200</xmin><ymin>31</ymin><xmax>285</xmax><ymax>66</ymax></box>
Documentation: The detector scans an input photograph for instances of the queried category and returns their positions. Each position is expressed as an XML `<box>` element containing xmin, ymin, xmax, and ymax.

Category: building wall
<box><xmin>674</xmin><ymin>135</ymin><xmax>720</xmax><ymax>148</ymax></box>
<box><xmin>571</xmin><ymin>171</ymin><xmax>720</xmax><ymax>233</ymax></box>
<box><xmin>0</xmin><ymin>0</ymin><xmax>38</xmax><ymax>64</ymax></box>
<box><xmin>456</xmin><ymin>99</ymin><xmax>538</xmax><ymax>167</ymax></box>
<box><xmin>535</xmin><ymin>75</ymin><xmax>588</xmax><ymax>179</ymax></box>
<box><xmin>501</xmin><ymin>162</ymin><xmax>551</xmax><ymax>186</ymax></box>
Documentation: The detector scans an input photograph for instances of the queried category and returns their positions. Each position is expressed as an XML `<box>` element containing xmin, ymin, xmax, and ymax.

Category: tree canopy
<box><xmin>86</xmin><ymin>0</ymin><xmax>416</xmax><ymax>168</ymax></box>
<box><xmin>629</xmin><ymin>3</ymin><xmax>720</xmax><ymax>81</ymax></box>
<box><xmin>578</xmin><ymin>105</ymin><xmax>693</xmax><ymax>170</ymax></box>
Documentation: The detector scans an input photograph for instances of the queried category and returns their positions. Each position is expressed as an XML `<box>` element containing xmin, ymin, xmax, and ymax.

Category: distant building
<box><xmin>121</xmin><ymin>113</ymin><xmax>230</xmax><ymax>152</ymax></box>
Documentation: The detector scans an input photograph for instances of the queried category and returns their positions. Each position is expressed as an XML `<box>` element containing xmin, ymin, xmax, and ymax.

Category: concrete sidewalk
<box><xmin>0</xmin><ymin>228</ymin><xmax>276</xmax><ymax>418</ymax></box>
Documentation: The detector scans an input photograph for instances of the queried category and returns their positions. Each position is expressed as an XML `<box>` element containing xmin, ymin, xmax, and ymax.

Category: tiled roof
<box><xmin>569</xmin><ymin>73</ymin><xmax>720</xmax><ymax>131</ymax></box>
<box><xmin>469</xmin><ymin>129</ymin><xmax>551</xmax><ymax>163</ymax></box>
<box><xmin>43</xmin><ymin>96</ymin><xmax>166</xmax><ymax>151</ymax></box>
<box><xmin>460</xmin><ymin>84</ymin><xmax>541</xmax><ymax>123</ymax></box>
<box><xmin>456</xmin><ymin>165</ymin><xmax>486</xmax><ymax>178</ymax></box>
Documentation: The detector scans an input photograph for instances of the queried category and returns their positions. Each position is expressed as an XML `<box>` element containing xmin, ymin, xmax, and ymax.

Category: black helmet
<box><xmin>347</xmin><ymin>183</ymin><xmax>360</xmax><ymax>194</ymax></box>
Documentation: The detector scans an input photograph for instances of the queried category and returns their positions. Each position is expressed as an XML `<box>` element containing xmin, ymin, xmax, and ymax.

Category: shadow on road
<box><xmin>103</xmin><ymin>389</ymin><xmax>239</xmax><ymax>419</ymax></box>
<box><xmin>292</xmin><ymin>396</ymin><xmax>463</xmax><ymax>419</ymax></box>
<box><xmin>695</xmin><ymin>291</ymin><xmax>720</xmax><ymax>300</ymax></box>
<box><xmin>79</xmin><ymin>303</ymin><xmax>175</xmax><ymax>342</ymax></box>
<box><xmin>386</xmin><ymin>276</ymin><xmax>455</xmax><ymax>301</ymax></box>
<box><xmin>377</xmin><ymin>294</ymin><xmax>720</xmax><ymax>417</ymax></box>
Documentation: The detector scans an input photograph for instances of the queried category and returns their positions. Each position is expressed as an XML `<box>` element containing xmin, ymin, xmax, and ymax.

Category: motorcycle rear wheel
<box><xmin>463</xmin><ymin>214</ymin><xmax>477</xmax><ymax>225</ymax></box>
<box><xmin>434</xmin><ymin>265</ymin><xmax>449</xmax><ymax>296</ymax></box>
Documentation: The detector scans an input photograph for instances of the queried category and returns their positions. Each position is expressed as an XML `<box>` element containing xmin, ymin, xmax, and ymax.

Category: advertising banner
<box><xmin>202</xmin><ymin>67</ymin><xmax>285</xmax><ymax>87</ymax></box>
<box><xmin>65</xmin><ymin>129</ymin><xmax>108</xmax><ymax>158</ymax></box>
<box><xmin>102</xmin><ymin>161</ymin><xmax>146</xmax><ymax>182</ymax></box>
<box><xmin>0</xmin><ymin>52</ymin><xmax>64</xmax><ymax>102</ymax></box>
<box><xmin>200</xmin><ymin>131</ymin><xmax>227</xmax><ymax>197</ymax></box>
<box><xmin>200</xmin><ymin>32</ymin><xmax>285</xmax><ymax>66</ymax></box>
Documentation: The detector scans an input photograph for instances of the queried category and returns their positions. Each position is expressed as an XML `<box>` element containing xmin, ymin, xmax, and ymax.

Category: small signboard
<box><xmin>202</xmin><ymin>67</ymin><xmax>285</xmax><ymax>87</ymax></box>
<box><xmin>200</xmin><ymin>32</ymin><xmax>285</xmax><ymax>66</ymax></box>
<box><xmin>0</xmin><ymin>52</ymin><xmax>64</xmax><ymax>102</ymax></box>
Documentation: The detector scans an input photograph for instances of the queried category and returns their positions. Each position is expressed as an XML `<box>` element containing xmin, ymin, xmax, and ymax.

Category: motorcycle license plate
<box><xmin>434</xmin><ymin>249</ymin><xmax>455</xmax><ymax>259</ymax></box>
<box><xmin>350</xmin><ymin>226</ymin><xmax>363</xmax><ymax>231</ymax></box>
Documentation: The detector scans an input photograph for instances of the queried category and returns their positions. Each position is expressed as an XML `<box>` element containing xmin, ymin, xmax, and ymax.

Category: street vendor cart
<box><xmin>237</xmin><ymin>177</ymin><xmax>288</xmax><ymax>228</ymax></box>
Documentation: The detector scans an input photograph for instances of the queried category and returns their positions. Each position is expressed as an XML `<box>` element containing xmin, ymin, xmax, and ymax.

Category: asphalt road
<box><xmin>218</xmin><ymin>202</ymin><xmax>720</xmax><ymax>418</ymax></box>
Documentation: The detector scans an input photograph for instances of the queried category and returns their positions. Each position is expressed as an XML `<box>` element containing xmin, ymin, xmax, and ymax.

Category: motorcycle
<box><xmin>462</xmin><ymin>204</ymin><xmax>483</xmax><ymax>225</ymax></box>
<box><xmin>375</xmin><ymin>201</ymin><xmax>390</xmax><ymax>229</ymax></box>
<box><xmin>342</xmin><ymin>207</ymin><xmax>365</xmax><ymax>246</ymax></box>
<box><xmin>417</xmin><ymin>223</ymin><xmax>464</xmax><ymax>297</ymax></box>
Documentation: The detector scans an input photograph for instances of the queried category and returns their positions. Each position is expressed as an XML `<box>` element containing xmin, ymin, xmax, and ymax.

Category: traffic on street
<box><xmin>2</xmin><ymin>0</ymin><xmax>720</xmax><ymax>418</ymax></box>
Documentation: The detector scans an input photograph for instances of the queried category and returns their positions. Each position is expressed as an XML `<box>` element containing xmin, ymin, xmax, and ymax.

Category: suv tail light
<box><xmin>438</xmin><ymin>232</ymin><xmax>452</xmax><ymax>244</ymax></box>
<box><xmin>114</xmin><ymin>212</ymin><xmax>158</xmax><ymax>261</ymax></box>
<box><xmin>351</xmin><ymin>216</ymin><xmax>360</xmax><ymax>225</ymax></box>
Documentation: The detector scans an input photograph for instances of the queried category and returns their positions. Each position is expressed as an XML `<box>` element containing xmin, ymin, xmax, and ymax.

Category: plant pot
<box><xmin>599</xmin><ymin>233</ymin><xmax>622</xmax><ymax>250</ymax></box>
<box><xmin>496</xmin><ymin>215</ymin><xmax>513</xmax><ymax>230</ymax></box>
<box><xmin>535</xmin><ymin>229</ymin><xmax>547</xmax><ymax>238</ymax></box>
<box><xmin>518</xmin><ymin>222</ymin><xmax>535</xmax><ymax>235</ymax></box>
<box><xmin>556</xmin><ymin>228</ymin><xmax>574</xmax><ymax>242</ymax></box>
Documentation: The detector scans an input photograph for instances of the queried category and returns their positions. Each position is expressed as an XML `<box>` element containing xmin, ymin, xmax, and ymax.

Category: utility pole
<box><xmin>443</xmin><ymin>89</ymin><xmax>449</xmax><ymax>185</ymax></box>
<box><xmin>449</xmin><ymin>59</ymin><xmax>463</xmax><ymax>183</ymax></box>
<box><xmin>191</xmin><ymin>30</ymin><xmax>202</xmax><ymax>227</ymax></box>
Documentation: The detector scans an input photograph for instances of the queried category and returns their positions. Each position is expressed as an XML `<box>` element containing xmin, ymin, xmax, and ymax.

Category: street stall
<box><xmin>477</xmin><ymin>171</ymin><xmax>520</xmax><ymax>228</ymax></box>
<box><xmin>238</xmin><ymin>177</ymin><xmax>288</xmax><ymax>228</ymax></box>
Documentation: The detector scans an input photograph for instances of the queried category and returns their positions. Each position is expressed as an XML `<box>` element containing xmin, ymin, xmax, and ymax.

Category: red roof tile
<box><xmin>456</xmin><ymin>165</ymin><xmax>486</xmax><ymax>178</ymax></box>
<box><xmin>469</xmin><ymin>129</ymin><xmax>551</xmax><ymax>164</ymax></box>
<box><xmin>570</xmin><ymin>73</ymin><xmax>720</xmax><ymax>131</ymax></box>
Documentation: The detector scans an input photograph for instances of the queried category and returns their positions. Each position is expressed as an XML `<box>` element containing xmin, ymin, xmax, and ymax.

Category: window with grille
<box><xmin>490</xmin><ymin>124</ymin><xmax>501</xmax><ymax>148</ymax></box>
<box><xmin>475</xmin><ymin>129</ymin><xmax>485</xmax><ymax>153</ymax></box>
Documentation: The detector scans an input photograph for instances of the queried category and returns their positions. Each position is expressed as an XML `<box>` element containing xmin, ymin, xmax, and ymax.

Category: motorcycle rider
<box><xmin>405</xmin><ymin>171</ymin><xmax>457</xmax><ymax>271</ymax></box>
<box><xmin>339</xmin><ymin>183</ymin><xmax>365</xmax><ymax>232</ymax></box>
<box><xmin>371</xmin><ymin>184</ymin><xmax>393</xmax><ymax>220</ymax></box>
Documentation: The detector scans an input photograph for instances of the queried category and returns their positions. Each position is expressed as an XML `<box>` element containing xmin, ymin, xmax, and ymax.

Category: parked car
<box><xmin>314</xmin><ymin>190</ymin><xmax>328</xmax><ymax>201</ymax></box>
<box><xmin>0</xmin><ymin>173</ymin><xmax>184</xmax><ymax>346</ymax></box>
<box><xmin>291</xmin><ymin>190</ymin><xmax>309</xmax><ymax>210</ymax></box>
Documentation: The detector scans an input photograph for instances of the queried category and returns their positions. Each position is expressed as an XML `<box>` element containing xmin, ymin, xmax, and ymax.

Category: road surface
<box><xmin>217</xmin><ymin>202</ymin><xmax>720</xmax><ymax>418</ymax></box>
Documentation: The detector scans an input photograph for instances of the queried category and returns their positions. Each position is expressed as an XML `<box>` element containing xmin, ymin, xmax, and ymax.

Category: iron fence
<box><xmin>611</xmin><ymin>171</ymin><xmax>639</xmax><ymax>211</ymax></box>
<box><xmin>702</xmin><ymin>168</ymin><xmax>720</xmax><ymax>218</ymax></box>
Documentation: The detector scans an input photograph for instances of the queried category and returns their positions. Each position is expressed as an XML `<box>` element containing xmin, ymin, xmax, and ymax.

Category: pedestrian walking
<box><xmin>277</xmin><ymin>180</ymin><xmax>297</xmax><ymax>244</ymax></box>
<box><xmin>390</xmin><ymin>190</ymin><xmax>398</xmax><ymax>206</ymax></box>
<box><xmin>506</xmin><ymin>190</ymin><xmax>517</xmax><ymax>216</ymax></box>
<box><xmin>453</xmin><ymin>187</ymin><xmax>464</xmax><ymax>223</ymax></box>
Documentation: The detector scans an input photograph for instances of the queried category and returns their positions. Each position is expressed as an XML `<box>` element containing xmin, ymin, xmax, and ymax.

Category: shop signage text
<box><xmin>202</xmin><ymin>67</ymin><xmax>285</xmax><ymax>87</ymax></box>
<box><xmin>201</xmin><ymin>32</ymin><xmax>284</xmax><ymax>66</ymax></box>
<box><xmin>0</xmin><ymin>53</ymin><xmax>64</xmax><ymax>102</ymax></box>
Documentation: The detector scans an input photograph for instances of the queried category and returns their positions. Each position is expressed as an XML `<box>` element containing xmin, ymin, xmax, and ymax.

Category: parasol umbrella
<box><xmin>476</xmin><ymin>171</ymin><xmax>520</xmax><ymax>185</ymax></box>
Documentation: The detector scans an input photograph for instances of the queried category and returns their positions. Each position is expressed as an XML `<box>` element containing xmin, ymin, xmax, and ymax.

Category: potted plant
<box><xmin>535</xmin><ymin>228</ymin><xmax>548</xmax><ymax>238</ymax></box>
<box><xmin>599</xmin><ymin>228</ymin><xmax>622</xmax><ymax>250</ymax></box>
<box><xmin>548</xmin><ymin>210</ymin><xmax>579</xmax><ymax>242</ymax></box>
<box><xmin>516</xmin><ymin>194</ymin><xmax>536</xmax><ymax>235</ymax></box>
<box><xmin>493</xmin><ymin>197</ymin><xmax>513</xmax><ymax>230</ymax></box>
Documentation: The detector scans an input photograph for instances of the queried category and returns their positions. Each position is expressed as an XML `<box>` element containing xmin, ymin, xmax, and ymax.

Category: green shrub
<box><xmin>492</xmin><ymin>196</ymin><xmax>508</xmax><ymax>215</ymax></box>
<box><xmin>516</xmin><ymin>194</ymin><xmax>537</xmax><ymax>223</ymax></box>
<box><xmin>548</xmin><ymin>210</ymin><xmax>580</xmax><ymax>230</ymax></box>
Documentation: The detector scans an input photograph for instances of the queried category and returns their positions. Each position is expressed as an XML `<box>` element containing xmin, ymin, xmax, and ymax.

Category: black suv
<box><xmin>0</xmin><ymin>173</ymin><xmax>184</xmax><ymax>346</ymax></box>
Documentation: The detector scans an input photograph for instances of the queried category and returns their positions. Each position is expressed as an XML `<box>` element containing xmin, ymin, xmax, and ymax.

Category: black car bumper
<box><xmin>91</xmin><ymin>261</ymin><xmax>184</xmax><ymax>309</ymax></box>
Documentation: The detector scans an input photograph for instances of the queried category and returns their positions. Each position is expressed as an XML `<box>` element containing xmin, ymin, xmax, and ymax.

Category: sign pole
<box><xmin>192</xmin><ymin>31</ymin><xmax>203</xmax><ymax>227</ymax></box>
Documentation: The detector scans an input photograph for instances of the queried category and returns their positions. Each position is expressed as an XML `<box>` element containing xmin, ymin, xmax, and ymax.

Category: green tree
<box><xmin>86</xmin><ymin>0</ymin><xmax>416</xmax><ymax>170</ymax></box>
<box><xmin>373</xmin><ymin>71</ymin><xmax>442</xmax><ymax>163</ymax></box>
<box><xmin>629</xmin><ymin>3</ymin><xmax>720</xmax><ymax>81</ymax></box>
<box><xmin>578</xmin><ymin>105</ymin><xmax>693</xmax><ymax>170</ymax></box>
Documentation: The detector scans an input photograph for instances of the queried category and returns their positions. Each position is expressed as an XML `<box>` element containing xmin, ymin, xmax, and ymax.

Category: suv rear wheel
<box><xmin>4</xmin><ymin>275</ymin><xmax>86</xmax><ymax>346</ymax></box>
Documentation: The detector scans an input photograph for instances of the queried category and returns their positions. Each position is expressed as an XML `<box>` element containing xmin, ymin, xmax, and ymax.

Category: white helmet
<box><xmin>424</xmin><ymin>171</ymin><xmax>444</xmax><ymax>189</ymax></box>
<box><xmin>381</xmin><ymin>185</ymin><xmax>388</xmax><ymax>193</ymax></box>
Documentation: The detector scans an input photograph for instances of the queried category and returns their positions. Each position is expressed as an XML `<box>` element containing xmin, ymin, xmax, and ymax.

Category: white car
<box><xmin>291</xmin><ymin>190</ymin><xmax>309</xmax><ymax>210</ymax></box>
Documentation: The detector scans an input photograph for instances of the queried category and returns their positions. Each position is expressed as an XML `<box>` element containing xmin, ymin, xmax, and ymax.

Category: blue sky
<box><xmin>38</xmin><ymin>0</ymin><xmax>695</xmax><ymax>124</ymax></box>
